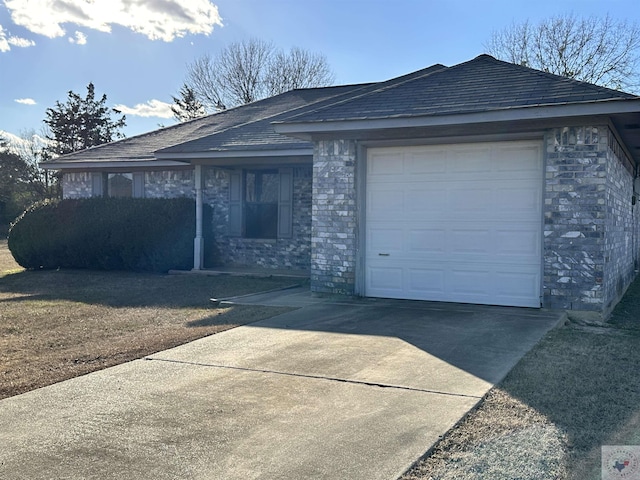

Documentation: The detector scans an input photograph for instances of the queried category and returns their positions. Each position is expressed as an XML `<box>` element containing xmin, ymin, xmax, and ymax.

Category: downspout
<box><xmin>193</xmin><ymin>164</ymin><xmax>204</xmax><ymax>270</ymax></box>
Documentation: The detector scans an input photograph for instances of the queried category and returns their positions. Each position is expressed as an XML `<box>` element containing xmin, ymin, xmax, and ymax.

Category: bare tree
<box><xmin>15</xmin><ymin>129</ymin><xmax>60</xmax><ymax>200</ymax></box>
<box><xmin>218</xmin><ymin>38</ymin><xmax>274</xmax><ymax>105</ymax></box>
<box><xmin>486</xmin><ymin>14</ymin><xmax>640</xmax><ymax>92</ymax></box>
<box><xmin>265</xmin><ymin>47</ymin><xmax>335</xmax><ymax>96</ymax></box>
<box><xmin>0</xmin><ymin>130</ymin><xmax>59</xmax><ymax>224</ymax></box>
<box><xmin>186</xmin><ymin>53</ymin><xmax>227</xmax><ymax>112</ymax></box>
<box><xmin>185</xmin><ymin>39</ymin><xmax>335</xmax><ymax>112</ymax></box>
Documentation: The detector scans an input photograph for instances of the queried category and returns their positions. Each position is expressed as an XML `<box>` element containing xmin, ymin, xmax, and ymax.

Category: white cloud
<box><xmin>0</xmin><ymin>130</ymin><xmax>50</xmax><ymax>157</ymax></box>
<box><xmin>5</xmin><ymin>0</ymin><xmax>223</xmax><ymax>42</ymax></box>
<box><xmin>68</xmin><ymin>31</ymin><xmax>87</xmax><ymax>45</ymax></box>
<box><xmin>14</xmin><ymin>98</ymin><xmax>37</xmax><ymax>105</ymax></box>
<box><xmin>0</xmin><ymin>23</ymin><xmax>35</xmax><ymax>52</ymax></box>
<box><xmin>0</xmin><ymin>25</ymin><xmax>9</xmax><ymax>53</ymax></box>
<box><xmin>114</xmin><ymin>99</ymin><xmax>174</xmax><ymax>118</ymax></box>
<box><xmin>8</xmin><ymin>35</ymin><xmax>35</xmax><ymax>48</ymax></box>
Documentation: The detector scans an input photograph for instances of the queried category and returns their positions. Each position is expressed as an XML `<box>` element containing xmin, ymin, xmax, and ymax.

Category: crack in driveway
<box><xmin>144</xmin><ymin>356</ymin><xmax>483</xmax><ymax>400</ymax></box>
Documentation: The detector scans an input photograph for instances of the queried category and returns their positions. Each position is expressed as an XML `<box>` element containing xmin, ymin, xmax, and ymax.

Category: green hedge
<box><xmin>8</xmin><ymin>197</ymin><xmax>212</xmax><ymax>272</ymax></box>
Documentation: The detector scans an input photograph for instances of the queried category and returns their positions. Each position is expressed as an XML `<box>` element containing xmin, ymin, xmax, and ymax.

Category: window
<box><xmin>244</xmin><ymin>170</ymin><xmax>279</xmax><ymax>238</ymax></box>
<box><xmin>91</xmin><ymin>172</ymin><xmax>145</xmax><ymax>198</ymax></box>
<box><xmin>228</xmin><ymin>168</ymin><xmax>293</xmax><ymax>239</ymax></box>
<box><xmin>108</xmin><ymin>173</ymin><xmax>133</xmax><ymax>197</ymax></box>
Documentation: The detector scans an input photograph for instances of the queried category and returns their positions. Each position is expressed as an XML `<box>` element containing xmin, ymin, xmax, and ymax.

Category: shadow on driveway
<box><xmin>0</xmin><ymin>287</ymin><xmax>565</xmax><ymax>480</ymax></box>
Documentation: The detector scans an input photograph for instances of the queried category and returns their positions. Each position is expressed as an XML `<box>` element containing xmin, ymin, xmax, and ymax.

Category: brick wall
<box><xmin>603</xmin><ymin>130</ymin><xmax>638</xmax><ymax>311</ymax></box>
<box><xmin>145</xmin><ymin>170</ymin><xmax>195</xmax><ymax>198</ymax></box>
<box><xmin>61</xmin><ymin>166</ymin><xmax>312</xmax><ymax>272</ymax></box>
<box><xmin>203</xmin><ymin>167</ymin><xmax>230</xmax><ymax>250</ymax></box>
<box><xmin>62</xmin><ymin>169</ymin><xmax>196</xmax><ymax>199</ymax></box>
<box><xmin>310</xmin><ymin>140</ymin><xmax>358</xmax><ymax>294</ymax></box>
<box><xmin>543</xmin><ymin>126</ymin><xmax>606</xmax><ymax>310</ymax></box>
<box><xmin>210</xmin><ymin>166</ymin><xmax>312</xmax><ymax>270</ymax></box>
<box><xmin>543</xmin><ymin>125</ymin><xmax>639</xmax><ymax>312</ymax></box>
<box><xmin>62</xmin><ymin>172</ymin><xmax>92</xmax><ymax>198</ymax></box>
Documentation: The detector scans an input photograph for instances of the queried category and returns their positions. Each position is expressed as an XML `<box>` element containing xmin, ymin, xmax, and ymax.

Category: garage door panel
<box><xmin>368</xmin><ymin>151</ymin><xmax>404</xmax><ymax>175</ymax></box>
<box><xmin>408</xmin><ymin>229</ymin><xmax>446</xmax><ymax>253</ymax></box>
<box><xmin>495</xmin><ymin>228</ymin><xmax>540</xmax><ymax>257</ymax></box>
<box><xmin>407</xmin><ymin>269</ymin><xmax>446</xmax><ymax>295</ymax></box>
<box><xmin>496</xmin><ymin>186</ymin><xmax>541</xmax><ymax>213</ymax></box>
<box><xmin>368</xmin><ymin>225</ymin><xmax>541</xmax><ymax>262</ymax></box>
<box><xmin>367</xmin><ymin>267</ymin><xmax>403</xmax><ymax>292</ymax></box>
<box><xmin>406</xmin><ymin>150</ymin><xmax>447</xmax><ymax>174</ymax></box>
<box><xmin>367</xmin><ymin>227</ymin><xmax>404</xmax><ymax>252</ymax></box>
<box><xmin>450</xmin><ymin>148</ymin><xmax>492</xmax><ymax>173</ymax></box>
<box><xmin>495</xmin><ymin>270</ymin><xmax>541</xmax><ymax>296</ymax></box>
<box><xmin>449</xmin><ymin>268</ymin><xmax>493</xmax><ymax>296</ymax></box>
<box><xmin>406</xmin><ymin>188</ymin><xmax>447</xmax><ymax>211</ymax></box>
<box><xmin>448</xmin><ymin>187</ymin><xmax>493</xmax><ymax>214</ymax></box>
<box><xmin>496</xmin><ymin>145</ymin><xmax>543</xmax><ymax>172</ymax></box>
<box><xmin>365</xmin><ymin>140</ymin><xmax>542</xmax><ymax>308</ymax></box>
<box><xmin>368</xmin><ymin>261</ymin><xmax>541</xmax><ymax>306</ymax></box>
<box><xmin>367</xmin><ymin>188</ymin><xmax>404</xmax><ymax>213</ymax></box>
<box><xmin>449</xmin><ymin>229</ymin><xmax>492</xmax><ymax>254</ymax></box>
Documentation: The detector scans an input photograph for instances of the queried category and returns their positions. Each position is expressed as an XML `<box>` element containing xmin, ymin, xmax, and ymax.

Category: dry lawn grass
<box><xmin>401</xmin><ymin>282</ymin><xmax>640</xmax><ymax>479</ymax></box>
<box><xmin>0</xmin><ymin>241</ymin><xmax>296</xmax><ymax>400</ymax></box>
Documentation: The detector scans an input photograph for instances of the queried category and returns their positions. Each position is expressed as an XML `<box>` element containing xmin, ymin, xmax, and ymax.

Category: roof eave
<box><xmin>155</xmin><ymin>147</ymin><xmax>313</xmax><ymax>160</ymax></box>
<box><xmin>273</xmin><ymin>99</ymin><xmax>640</xmax><ymax>139</ymax></box>
<box><xmin>41</xmin><ymin>159</ymin><xmax>188</xmax><ymax>170</ymax></box>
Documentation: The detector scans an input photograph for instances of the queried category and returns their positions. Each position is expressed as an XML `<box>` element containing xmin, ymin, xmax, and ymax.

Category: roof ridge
<box><xmin>155</xmin><ymin>84</ymin><xmax>376</xmax><ymax>154</ymax></box>
<box><xmin>277</xmin><ymin>63</ymin><xmax>449</xmax><ymax>124</ymax></box>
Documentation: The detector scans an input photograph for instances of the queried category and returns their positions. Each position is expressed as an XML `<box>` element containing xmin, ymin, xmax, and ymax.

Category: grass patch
<box><xmin>402</xmin><ymin>283</ymin><xmax>640</xmax><ymax>479</ymax></box>
<box><xmin>0</xmin><ymin>241</ymin><xmax>298</xmax><ymax>400</ymax></box>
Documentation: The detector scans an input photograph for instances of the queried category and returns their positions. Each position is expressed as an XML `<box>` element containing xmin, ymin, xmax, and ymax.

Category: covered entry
<box><xmin>365</xmin><ymin>140</ymin><xmax>543</xmax><ymax>307</ymax></box>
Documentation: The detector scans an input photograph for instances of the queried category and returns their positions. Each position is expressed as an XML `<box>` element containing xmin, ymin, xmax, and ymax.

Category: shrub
<box><xmin>8</xmin><ymin>197</ymin><xmax>212</xmax><ymax>272</ymax></box>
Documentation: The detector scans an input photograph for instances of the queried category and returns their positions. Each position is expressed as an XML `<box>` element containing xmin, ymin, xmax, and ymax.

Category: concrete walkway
<box><xmin>0</xmin><ymin>291</ymin><xmax>564</xmax><ymax>480</ymax></box>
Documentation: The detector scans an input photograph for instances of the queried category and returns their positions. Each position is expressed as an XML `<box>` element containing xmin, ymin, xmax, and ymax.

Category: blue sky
<box><xmin>1</xmin><ymin>0</ymin><xmax>639</xmax><ymax>139</ymax></box>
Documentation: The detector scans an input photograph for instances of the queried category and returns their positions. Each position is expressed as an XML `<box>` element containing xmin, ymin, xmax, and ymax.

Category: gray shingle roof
<box><xmin>156</xmin><ymin>82</ymin><xmax>381</xmax><ymax>155</ymax></box>
<box><xmin>42</xmin><ymin>54</ymin><xmax>639</xmax><ymax>168</ymax></box>
<box><xmin>279</xmin><ymin>54</ymin><xmax>638</xmax><ymax>124</ymax></box>
<box><xmin>41</xmin><ymin>84</ymin><xmax>371</xmax><ymax>165</ymax></box>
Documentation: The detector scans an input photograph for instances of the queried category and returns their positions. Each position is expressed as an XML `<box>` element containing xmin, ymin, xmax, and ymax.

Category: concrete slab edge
<box><xmin>168</xmin><ymin>269</ymin><xmax>310</xmax><ymax>279</ymax></box>
<box><xmin>395</xmin><ymin>310</ymin><xmax>569</xmax><ymax>479</ymax></box>
<box><xmin>395</xmin><ymin>394</ymin><xmax>486</xmax><ymax>479</ymax></box>
<box><xmin>212</xmin><ymin>283</ymin><xmax>303</xmax><ymax>306</ymax></box>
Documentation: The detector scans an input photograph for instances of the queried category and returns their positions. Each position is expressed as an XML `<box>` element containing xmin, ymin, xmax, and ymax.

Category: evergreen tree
<box><xmin>43</xmin><ymin>83</ymin><xmax>126</xmax><ymax>158</ymax></box>
<box><xmin>171</xmin><ymin>84</ymin><xmax>206</xmax><ymax>122</ymax></box>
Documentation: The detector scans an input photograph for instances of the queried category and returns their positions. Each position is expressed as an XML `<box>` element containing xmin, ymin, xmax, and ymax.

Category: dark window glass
<box><xmin>108</xmin><ymin>173</ymin><xmax>133</xmax><ymax>198</ymax></box>
<box><xmin>245</xmin><ymin>170</ymin><xmax>278</xmax><ymax>239</ymax></box>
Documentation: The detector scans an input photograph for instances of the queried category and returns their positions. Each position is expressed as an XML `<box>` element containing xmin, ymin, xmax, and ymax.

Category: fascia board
<box><xmin>155</xmin><ymin>148</ymin><xmax>313</xmax><ymax>160</ymax></box>
<box><xmin>40</xmin><ymin>160</ymin><xmax>189</xmax><ymax>170</ymax></box>
<box><xmin>273</xmin><ymin>99</ymin><xmax>640</xmax><ymax>137</ymax></box>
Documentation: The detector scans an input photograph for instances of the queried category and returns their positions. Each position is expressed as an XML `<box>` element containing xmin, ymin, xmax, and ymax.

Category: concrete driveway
<box><xmin>0</xmin><ymin>290</ymin><xmax>563</xmax><ymax>480</ymax></box>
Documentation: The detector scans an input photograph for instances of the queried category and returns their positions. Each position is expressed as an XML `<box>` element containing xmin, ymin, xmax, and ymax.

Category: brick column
<box><xmin>543</xmin><ymin>126</ymin><xmax>607</xmax><ymax>310</ymax></box>
<box><xmin>311</xmin><ymin>140</ymin><xmax>358</xmax><ymax>294</ymax></box>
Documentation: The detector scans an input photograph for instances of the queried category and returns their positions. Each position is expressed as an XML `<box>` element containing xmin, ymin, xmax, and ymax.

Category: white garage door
<box><xmin>365</xmin><ymin>141</ymin><xmax>543</xmax><ymax>307</ymax></box>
